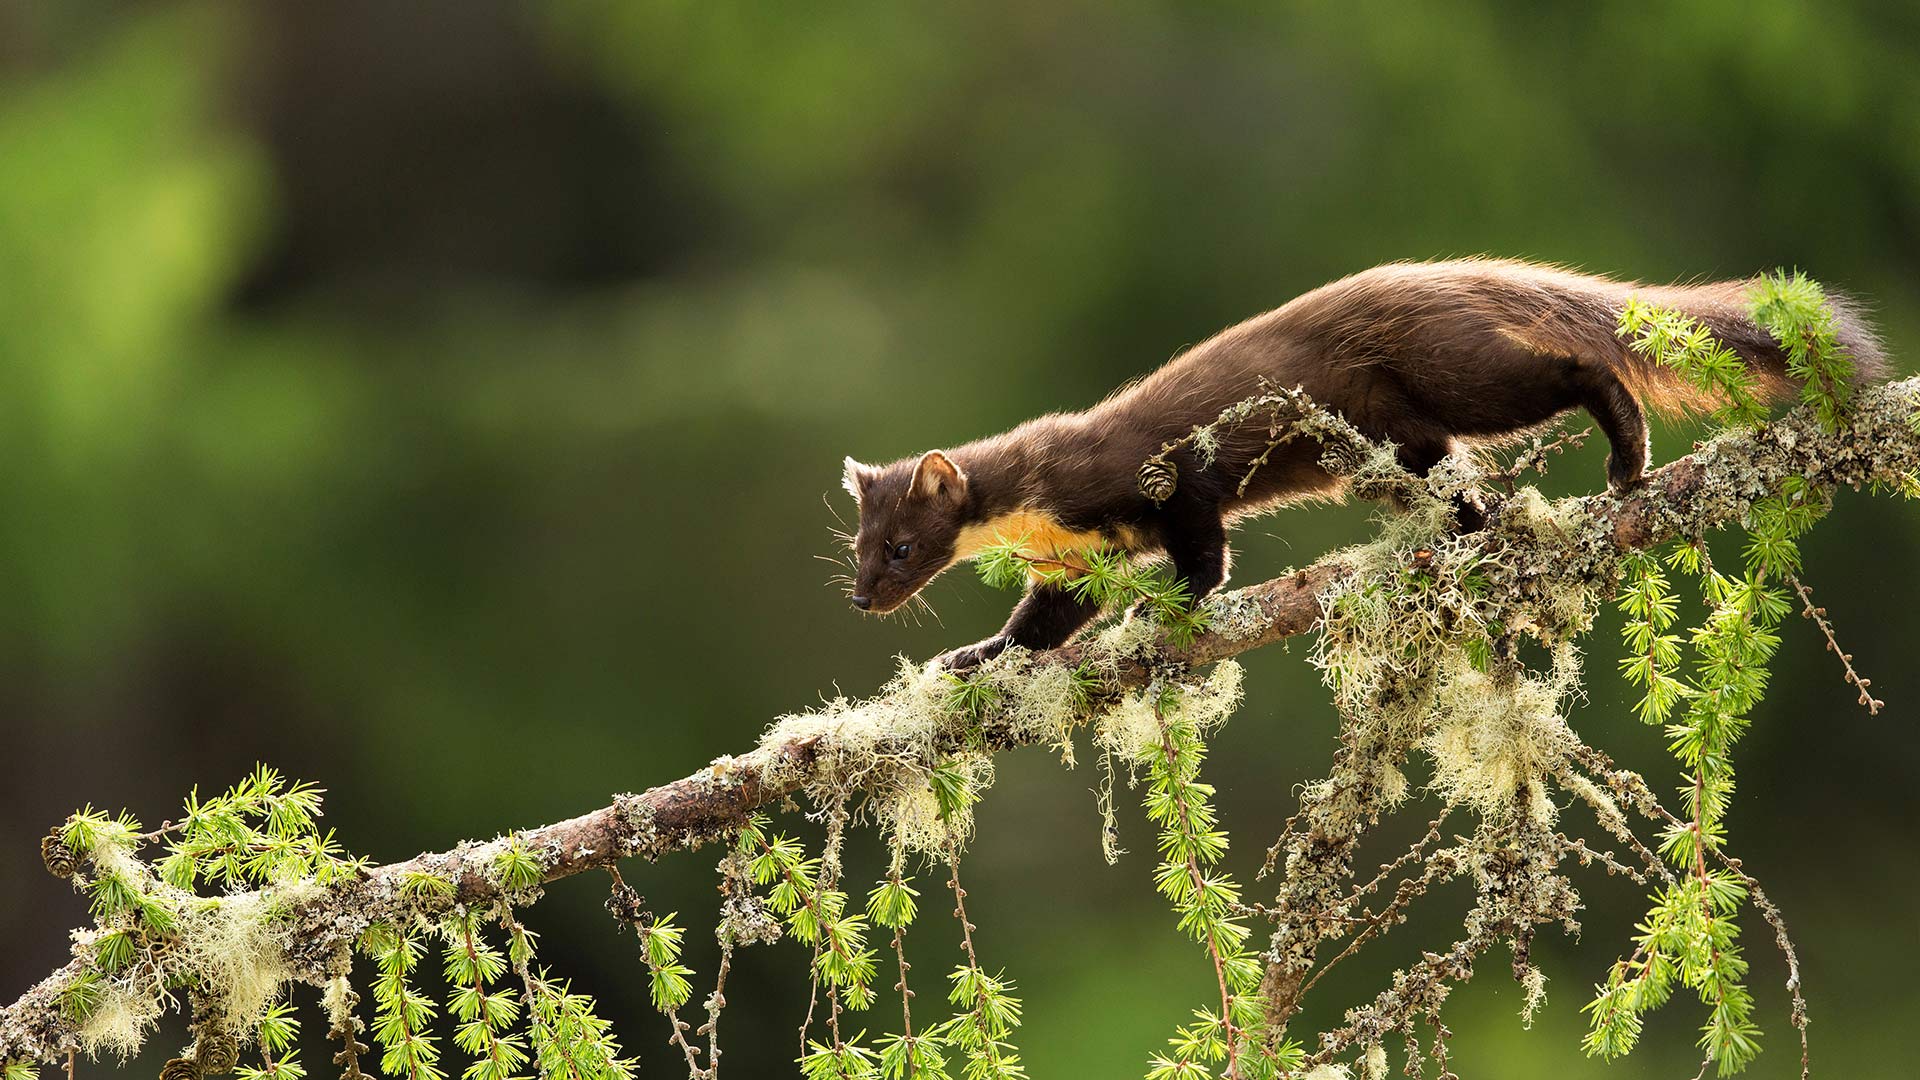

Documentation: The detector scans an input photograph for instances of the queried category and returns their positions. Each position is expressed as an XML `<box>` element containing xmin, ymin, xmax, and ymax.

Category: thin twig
<box><xmin>1297</xmin><ymin>850</ymin><xmax>1461</xmax><ymax>1000</ymax></box>
<box><xmin>1787</xmin><ymin>573</ymin><xmax>1883</xmax><ymax>715</ymax></box>
<box><xmin>1493</xmin><ymin>424</ymin><xmax>1593</xmax><ymax>493</ymax></box>
<box><xmin>1555</xmin><ymin>834</ymin><xmax>1650</xmax><ymax>885</ymax></box>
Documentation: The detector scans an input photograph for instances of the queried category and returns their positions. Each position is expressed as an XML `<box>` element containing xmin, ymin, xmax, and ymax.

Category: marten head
<box><xmin>840</xmin><ymin>450</ymin><xmax>971</xmax><ymax>615</ymax></box>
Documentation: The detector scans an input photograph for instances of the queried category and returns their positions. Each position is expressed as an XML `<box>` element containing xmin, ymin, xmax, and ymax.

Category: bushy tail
<box><xmin>1596</xmin><ymin>274</ymin><xmax>1889</xmax><ymax>420</ymax></box>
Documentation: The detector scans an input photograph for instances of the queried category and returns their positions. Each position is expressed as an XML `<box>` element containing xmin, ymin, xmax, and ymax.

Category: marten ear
<box><xmin>910</xmin><ymin>450</ymin><xmax>968</xmax><ymax>503</ymax></box>
<box><xmin>842</xmin><ymin>457</ymin><xmax>877</xmax><ymax>502</ymax></box>
<box><xmin>833</xmin><ymin>455</ymin><xmax>879</xmax><ymax>503</ymax></box>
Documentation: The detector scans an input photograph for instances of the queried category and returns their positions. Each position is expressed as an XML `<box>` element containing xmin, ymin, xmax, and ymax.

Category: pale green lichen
<box><xmin>1092</xmin><ymin>661</ymin><xmax>1243</xmax><ymax>767</ymax></box>
<box><xmin>758</xmin><ymin>653</ymin><xmax>1089</xmax><ymax>851</ymax></box>
<box><xmin>1561</xmin><ymin>771</ymin><xmax>1623</xmax><ymax>835</ymax></box>
<box><xmin>1423</xmin><ymin>644</ymin><xmax>1580</xmax><ymax>820</ymax></box>
<box><xmin>1360</xmin><ymin>1042</ymin><xmax>1388</xmax><ymax>1080</ymax></box>
<box><xmin>75</xmin><ymin>979</ymin><xmax>163</xmax><ymax>1062</ymax></box>
<box><xmin>973</xmin><ymin>653</ymin><xmax>1085</xmax><ymax>760</ymax></box>
<box><xmin>321</xmin><ymin>974</ymin><xmax>355</xmax><ymax>1029</ymax></box>
<box><xmin>1519</xmin><ymin>964</ymin><xmax>1549</xmax><ymax>1029</ymax></box>
<box><xmin>755</xmin><ymin>613</ymin><xmax>1223</xmax><ymax>855</ymax></box>
<box><xmin>176</xmin><ymin>886</ymin><xmax>311</xmax><ymax>1033</ymax></box>
<box><xmin>70</xmin><ymin>847</ymin><xmax>174</xmax><ymax>1061</ymax></box>
<box><xmin>1088</xmin><ymin>612</ymin><xmax>1162</xmax><ymax>670</ymax></box>
<box><xmin>761</xmin><ymin>657</ymin><xmax>957</xmax><ymax>797</ymax></box>
<box><xmin>76</xmin><ymin>855</ymin><xmax>313</xmax><ymax>1063</ymax></box>
<box><xmin>886</xmin><ymin>754</ymin><xmax>994</xmax><ymax>854</ymax></box>
<box><xmin>1197</xmin><ymin>587</ymin><xmax>1273</xmax><ymax>642</ymax></box>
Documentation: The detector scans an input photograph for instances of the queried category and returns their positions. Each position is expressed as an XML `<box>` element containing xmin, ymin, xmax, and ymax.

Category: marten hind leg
<box><xmin>1575</xmin><ymin>365</ymin><xmax>1650</xmax><ymax>492</ymax></box>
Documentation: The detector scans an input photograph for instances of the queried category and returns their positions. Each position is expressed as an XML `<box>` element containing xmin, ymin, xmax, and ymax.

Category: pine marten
<box><xmin>837</xmin><ymin>259</ymin><xmax>1886</xmax><ymax>669</ymax></box>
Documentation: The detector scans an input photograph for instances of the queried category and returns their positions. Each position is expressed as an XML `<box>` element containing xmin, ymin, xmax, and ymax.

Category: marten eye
<box><xmin>892</xmin><ymin>542</ymin><xmax>912</xmax><ymax>560</ymax></box>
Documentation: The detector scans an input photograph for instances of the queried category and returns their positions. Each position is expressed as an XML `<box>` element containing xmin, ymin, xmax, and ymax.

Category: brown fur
<box><xmin>840</xmin><ymin>258</ymin><xmax>1887</xmax><ymax>667</ymax></box>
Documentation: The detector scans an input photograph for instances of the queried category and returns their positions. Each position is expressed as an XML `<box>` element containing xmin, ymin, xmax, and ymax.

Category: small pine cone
<box><xmin>160</xmin><ymin>1059</ymin><xmax>201</xmax><ymax>1080</ymax></box>
<box><xmin>41</xmin><ymin>832</ymin><xmax>77</xmax><ymax>879</ymax></box>
<box><xmin>195</xmin><ymin>1033</ymin><xmax>239</xmax><ymax>1076</ymax></box>
<box><xmin>604</xmin><ymin>883</ymin><xmax>645</xmax><ymax>925</ymax></box>
<box><xmin>1137</xmin><ymin>457</ymin><xmax>1178</xmax><ymax>504</ymax></box>
<box><xmin>1318</xmin><ymin>441</ymin><xmax>1368</xmax><ymax>478</ymax></box>
<box><xmin>1347</xmin><ymin>473</ymin><xmax>1397</xmax><ymax>503</ymax></box>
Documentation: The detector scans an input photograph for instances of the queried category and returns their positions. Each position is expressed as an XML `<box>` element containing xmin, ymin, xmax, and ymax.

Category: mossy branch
<box><xmin>4</xmin><ymin>376</ymin><xmax>1917</xmax><ymax>1078</ymax></box>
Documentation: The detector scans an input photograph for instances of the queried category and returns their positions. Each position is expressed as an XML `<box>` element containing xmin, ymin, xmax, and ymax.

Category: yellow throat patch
<box><xmin>953</xmin><ymin>509</ymin><xmax>1135</xmax><ymax>578</ymax></box>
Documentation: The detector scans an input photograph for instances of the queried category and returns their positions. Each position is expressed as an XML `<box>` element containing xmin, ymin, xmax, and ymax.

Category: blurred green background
<box><xmin>3</xmin><ymin>2</ymin><xmax>1917</xmax><ymax>1077</ymax></box>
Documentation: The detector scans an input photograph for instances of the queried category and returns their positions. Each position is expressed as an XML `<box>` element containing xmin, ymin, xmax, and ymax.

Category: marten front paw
<box><xmin>1606</xmin><ymin>455</ymin><xmax>1648</xmax><ymax>495</ymax></box>
<box><xmin>936</xmin><ymin>635</ymin><xmax>1011</xmax><ymax>672</ymax></box>
<box><xmin>1607</xmin><ymin>469</ymin><xmax>1648</xmax><ymax>496</ymax></box>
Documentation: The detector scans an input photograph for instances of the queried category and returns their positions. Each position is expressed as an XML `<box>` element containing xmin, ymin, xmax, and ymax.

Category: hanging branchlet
<box><xmin>1583</xmin><ymin>280</ymin><xmax>1862</xmax><ymax>1078</ymax></box>
<box><xmin>362</xmin><ymin>924</ymin><xmax>444</xmax><ymax>1080</ymax></box>
<box><xmin>441</xmin><ymin>910</ymin><xmax>528</xmax><ymax>1080</ymax></box>
<box><xmin>699</xmin><ymin>847</ymin><xmax>775</xmax><ymax>1079</ymax></box>
<box><xmin>232</xmin><ymin>1003</ymin><xmax>300</xmax><ymax>1080</ymax></box>
<box><xmin>1135</xmin><ymin>677</ymin><xmax>1300</xmax><ymax>1080</ymax></box>
<box><xmin>736</xmin><ymin>814</ymin><xmax>880</xmax><ymax>1075</ymax></box>
<box><xmin>604</xmin><ymin>869</ymin><xmax>700</xmax><ymax>1077</ymax></box>
<box><xmin>323</xmin><ymin>979</ymin><xmax>369</xmax><ymax>1080</ymax></box>
<box><xmin>936</xmin><ymin>848</ymin><xmax>1022</xmax><ymax>1080</ymax></box>
<box><xmin>868</xmin><ymin>844</ymin><xmax>948</xmax><ymax>1080</ymax></box>
<box><xmin>1786</xmin><ymin>574</ymin><xmax>1882</xmax><ymax>714</ymax></box>
<box><xmin>501</xmin><ymin>918</ymin><xmax>631</xmax><ymax>1080</ymax></box>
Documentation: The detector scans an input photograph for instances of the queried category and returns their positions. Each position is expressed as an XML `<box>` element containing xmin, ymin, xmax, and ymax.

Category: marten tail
<box><xmin>1601</xmin><ymin>276</ymin><xmax>1887</xmax><ymax>419</ymax></box>
<box><xmin>1492</xmin><ymin>266</ymin><xmax>1890</xmax><ymax>420</ymax></box>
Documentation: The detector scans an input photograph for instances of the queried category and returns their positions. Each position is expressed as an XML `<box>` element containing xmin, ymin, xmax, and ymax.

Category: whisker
<box><xmin>821</xmin><ymin>491</ymin><xmax>853</xmax><ymax>530</ymax></box>
<box><xmin>821</xmin><ymin>494</ymin><xmax>858</xmax><ymax>551</ymax></box>
<box><xmin>912</xmin><ymin>592</ymin><xmax>945</xmax><ymax>628</ymax></box>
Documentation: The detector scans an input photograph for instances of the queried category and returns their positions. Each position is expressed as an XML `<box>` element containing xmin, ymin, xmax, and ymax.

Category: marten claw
<box><xmin>1607</xmin><ymin>471</ymin><xmax>1649</xmax><ymax>496</ymax></box>
<box><xmin>936</xmin><ymin>635</ymin><xmax>1010</xmax><ymax>672</ymax></box>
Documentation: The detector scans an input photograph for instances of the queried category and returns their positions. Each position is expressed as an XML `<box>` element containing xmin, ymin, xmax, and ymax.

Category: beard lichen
<box><xmin>74</xmin><ymin>978</ymin><xmax>163</xmax><ymax>1063</ymax></box>
<box><xmin>1092</xmin><ymin>660</ymin><xmax>1243</xmax><ymax>768</ymax></box>
<box><xmin>757</xmin><ymin>646</ymin><xmax>1098</xmax><ymax>853</ymax></box>
<box><xmin>1422</xmin><ymin>643</ymin><xmax>1581</xmax><ymax>819</ymax></box>
<box><xmin>175</xmin><ymin>888</ymin><xmax>308</xmax><ymax>1035</ymax></box>
<box><xmin>1264</xmin><ymin>447</ymin><xmax>1614</xmax><ymax>1058</ymax></box>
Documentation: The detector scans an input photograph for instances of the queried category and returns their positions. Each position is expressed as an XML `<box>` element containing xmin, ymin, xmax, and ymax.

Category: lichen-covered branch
<box><xmin>4</xmin><ymin>376</ymin><xmax>1916</xmax><ymax>1077</ymax></box>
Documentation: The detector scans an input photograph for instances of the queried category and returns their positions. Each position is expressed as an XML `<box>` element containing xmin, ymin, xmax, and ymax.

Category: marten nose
<box><xmin>850</xmin><ymin>595</ymin><xmax>872</xmax><ymax>611</ymax></box>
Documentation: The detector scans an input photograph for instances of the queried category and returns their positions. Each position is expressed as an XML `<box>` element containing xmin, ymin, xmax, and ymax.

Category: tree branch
<box><xmin>5</xmin><ymin>377</ymin><xmax>1916</xmax><ymax>1069</ymax></box>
